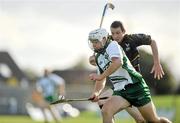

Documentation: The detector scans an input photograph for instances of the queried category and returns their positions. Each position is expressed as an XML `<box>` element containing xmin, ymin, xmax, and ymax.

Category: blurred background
<box><xmin>0</xmin><ymin>0</ymin><xmax>180</xmax><ymax>123</ymax></box>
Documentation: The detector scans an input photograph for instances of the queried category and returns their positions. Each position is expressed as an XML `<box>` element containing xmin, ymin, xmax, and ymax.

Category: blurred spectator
<box><xmin>33</xmin><ymin>68</ymin><xmax>66</xmax><ymax>123</ymax></box>
<box><xmin>8</xmin><ymin>97</ymin><xmax>18</xmax><ymax>114</ymax></box>
<box><xmin>6</xmin><ymin>76</ymin><xmax>18</xmax><ymax>87</ymax></box>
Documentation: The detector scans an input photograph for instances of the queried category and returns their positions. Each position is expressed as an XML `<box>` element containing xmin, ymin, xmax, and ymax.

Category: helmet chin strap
<box><xmin>94</xmin><ymin>48</ymin><xmax>105</xmax><ymax>54</ymax></box>
<box><xmin>94</xmin><ymin>40</ymin><xmax>110</xmax><ymax>54</ymax></box>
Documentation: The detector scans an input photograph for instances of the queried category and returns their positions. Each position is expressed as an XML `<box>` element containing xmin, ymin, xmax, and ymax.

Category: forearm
<box><xmin>93</xmin><ymin>79</ymin><xmax>106</xmax><ymax>96</ymax></box>
<box><xmin>101</xmin><ymin>58</ymin><xmax>122</xmax><ymax>79</ymax></box>
<box><xmin>58</xmin><ymin>84</ymin><xmax>66</xmax><ymax>96</ymax></box>
<box><xmin>151</xmin><ymin>40</ymin><xmax>160</xmax><ymax>64</ymax></box>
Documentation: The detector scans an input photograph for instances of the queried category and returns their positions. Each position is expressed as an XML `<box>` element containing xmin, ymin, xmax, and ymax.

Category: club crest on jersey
<box><xmin>99</xmin><ymin>61</ymin><xmax>103</xmax><ymax>65</ymax></box>
<box><xmin>125</xmin><ymin>43</ymin><xmax>130</xmax><ymax>51</ymax></box>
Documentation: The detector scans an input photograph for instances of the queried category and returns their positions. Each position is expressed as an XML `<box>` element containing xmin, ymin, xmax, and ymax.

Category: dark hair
<box><xmin>110</xmin><ymin>21</ymin><xmax>125</xmax><ymax>32</ymax></box>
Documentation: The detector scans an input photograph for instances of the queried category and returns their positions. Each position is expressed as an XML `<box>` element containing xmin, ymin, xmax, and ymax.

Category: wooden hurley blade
<box><xmin>50</xmin><ymin>98</ymin><xmax>89</xmax><ymax>105</ymax></box>
<box><xmin>50</xmin><ymin>97</ymin><xmax>108</xmax><ymax>105</ymax></box>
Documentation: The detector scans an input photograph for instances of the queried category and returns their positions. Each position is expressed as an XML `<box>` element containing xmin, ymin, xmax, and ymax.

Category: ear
<box><xmin>122</xmin><ymin>29</ymin><xmax>126</xmax><ymax>34</ymax></box>
<box><xmin>102</xmin><ymin>37</ymin><xmax>107</xmax><ymax>42</ymax></box>
<box><xmin>102</xmin><ymin>37</ymin><xmax>108</xmax><ymax>46</ymax></box>
<box><xmin>103</xmin><ymin>37</ymin><xmax>106</xmax><ymax>40</ymax></box>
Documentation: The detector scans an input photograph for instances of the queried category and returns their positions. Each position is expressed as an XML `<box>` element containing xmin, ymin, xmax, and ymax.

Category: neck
<box><xmin>117</xmin><ymin>36</ymin><xmax>124</xmax><ymax>44</ymax></box>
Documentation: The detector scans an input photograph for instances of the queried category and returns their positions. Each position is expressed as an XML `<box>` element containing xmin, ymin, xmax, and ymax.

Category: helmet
<box><xmin>88</xmin><ymin>28</ymin><xmax>108</xmax><ymax>42</ymax></box>
<box><xmin>88</xmin><ymin>28</ymin><xmax>109</xmax><ymax>53</ymax></box>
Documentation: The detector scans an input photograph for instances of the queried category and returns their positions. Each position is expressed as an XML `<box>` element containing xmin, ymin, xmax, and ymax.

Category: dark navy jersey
<box><xmin>109</xmin><ymin>34</ymin><xmax>152</xmax><ymax>72</ymax></box>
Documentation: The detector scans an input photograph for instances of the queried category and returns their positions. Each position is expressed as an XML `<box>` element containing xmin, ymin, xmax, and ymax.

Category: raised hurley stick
<box><xmin>99</xmin><ymin>2</ymin><xmax>115</xmax><ymax>28</ymax></box>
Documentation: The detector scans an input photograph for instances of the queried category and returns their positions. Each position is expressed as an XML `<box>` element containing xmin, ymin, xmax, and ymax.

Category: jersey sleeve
<box><xmin>50</xmin><ymin>74</ymin><xmax>65</xmax><ymax>85</ymax></box>
<box><xmin>130</xmin><ymin>34</ymin><xmax>152</xmax><ymax>47</ymax></box>
<box><xmin>107</xmin><ymin>41</ymin><xmax>122</xmax><ymax>59</ymax></box>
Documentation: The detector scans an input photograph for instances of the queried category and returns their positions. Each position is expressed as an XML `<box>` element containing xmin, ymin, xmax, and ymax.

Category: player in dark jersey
<box><xmin>90</xmin><ymin>21</ymin><xmax>164</xmax><ymax>78</ymax></box>
<box><xmin>110</xmin><ymin>21</ymin><xmax>164</xmax><ymax>78</ymax></box>
<box><xmin>89</xmin><ymin>21</ymin><xmax>164</xmax><ymax>123</ymax></box>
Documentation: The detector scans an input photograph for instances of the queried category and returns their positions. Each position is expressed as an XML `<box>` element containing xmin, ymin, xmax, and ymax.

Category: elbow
<box><xmin>150</xmin><ymin>40</ymin><xmax>156</xmax><ymax>46</ymax></box>
<box><xmin>114</xmin><ymin>59</ymin><xmax>122</xmax><ymax>67</ymax></box>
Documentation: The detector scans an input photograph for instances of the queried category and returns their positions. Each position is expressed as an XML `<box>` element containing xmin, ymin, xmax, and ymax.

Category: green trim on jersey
<box><xmin>109</xmin><ymin>76</ymin><xmax>128</xmax><ymax>82</ymax></box>
<box><xmin>122</xmin><ymin>56</ymin><xmax>143</xmax><ymax>83</ymax></box>
<box><xmin>95</xmin><ymin>53</ymin><xmax>103</xmax><ymax>74</ymax></box>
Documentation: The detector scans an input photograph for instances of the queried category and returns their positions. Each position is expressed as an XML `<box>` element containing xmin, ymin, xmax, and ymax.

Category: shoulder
<box><xmin>106</xmin><ymin>41</ymin><xmax>120</xmax><ymax>51</ymax></box>
<box><xmin>127</xmin><ymin>33</ymin><xmax>151</xmax><ymax>40</ymax></box>
<box><xmin>124</xmin><ymin>33</ymin><xmax>147</xmax><ymax>39</ymax></box>
<box><xmin>121</xmin><ymin>34</ymin><xmax>134</xmax><ymax>44</ymax></box>
<box><xmin>38</xmin><ymin>77</ymin><xmax>46</xmax><ymax>82</ymax></box>
<box><xmin>108</xmin><ymin>41</ymin><xmax>119</xmax><ymax>47</ymax></box>
<box><xmin>49</xmin><ymin>74</ymin><xmax>65</xmax><ymax>84</ymax></box>
<box><xmin>106</xmin><ymin>41</ymin><xmax>122</xmax><ymax>55</ymax></box>
<box><xmin>50</xmin><ymin>74</ymin><xmax>63</xmax><ymax>80</ymax></box>
<box><xmin>122</xmin><ymin>34</ymin><xmax>146</xmax><ymax>45</ymax></box>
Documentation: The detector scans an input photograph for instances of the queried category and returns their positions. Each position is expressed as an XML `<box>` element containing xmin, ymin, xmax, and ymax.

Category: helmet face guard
<box><xmin>88</xmin><ymin>39</ymin><xmax>99</xmax><ymax>51</ymax></box>
<box><xmin>88</xmin><ymin>28</ymin><xmax>108</xmax><ymax>53</ymax></box>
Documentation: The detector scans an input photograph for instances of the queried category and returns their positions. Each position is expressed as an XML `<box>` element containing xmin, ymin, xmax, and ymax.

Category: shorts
<box><xmin>113</xmin><ymin>79</ymin><xmax>151</xmax><ymax>107</ymax></box>
<box><xmin>44</xmin><ymin>95</ymin><xmax>57</xmax><ymax>103</ymax></box>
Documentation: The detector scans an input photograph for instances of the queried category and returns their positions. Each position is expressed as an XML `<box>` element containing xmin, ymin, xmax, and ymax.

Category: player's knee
<box><xmin>99</xmin><ymin>104</ymin><xmax>103</xmax><ymax>109</ymax></box>
<box><xmin>146</xmin><ymin>119</ymin><xmax>159</xmax><ymax>123</ymax></box>
<box><xmin>159</xmin><ymin>117</ymin><xmax>172</xmax><ymax>123</ymax></box>
<box><xmin>137</xmin><ymin>120</ymin><xmax>146</xmax><ymax>123</ymax></box>
<box><xmin>101</xmin><ymin>105</ymin><xmax>116</xmax><ymax>117</ymax></box>
<box><xmin>146</xmin><ymin>119</ymin><xmax>160</xmax><ymax>123</ymax></box>
<box><xmin>98</xmin><ymin>101</ymin><xmax>104</xmax><ymax>109</ymax></box>
<box><xmin>146</xmin><ymin>117</ymin><xmax>171</xmax><ymax>123</ymax></box>
<box><xmin>101</xmin><ymin>105</ymin><xmax>110</xmax><ymax>115</ymax></box>
<box><xmin>134</xmin><ymin>116</ymin><xmax>146</xmax><ymax>123</ymax></box>
<box><xmin>136</xmin><ymin>119</ymin><xmax>146</xmax><ymax>123</ymax></box>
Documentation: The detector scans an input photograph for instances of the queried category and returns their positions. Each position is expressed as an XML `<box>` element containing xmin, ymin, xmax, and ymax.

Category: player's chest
<box><xmin>121</xmin><ymin>42</ymin><xmax>131</xmax><ymax>53</ymax></box>
<box><xmin>97</xmin><ymin>53</ymin><xmax>111</xmax><ymax>70</ymax></box>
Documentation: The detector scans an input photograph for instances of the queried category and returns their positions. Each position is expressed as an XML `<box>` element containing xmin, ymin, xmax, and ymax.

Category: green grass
<box><xmin>0</xmin><ymin>112</ymin><xmax>103</xmax><ymax>123</ymax></box>
<box><xmin>0</xmin><ymin>95</ymin><xmax>179</xmax><ymax>123</ymax></box>
<box><xmin>152</xmin><ymin>95</ymin><xmax>180</xmax><ymax>123</ymax></box>
<box><xmin>62</xmin><ymin>112</ymin><xmax>102</xmax><ymax>123</ymax></box>
<box><xmin>0</xmin><ymin>111</ymin><xmax>133</xmax><ymax>123</ymax></box>
<box><xmin>0</xmin><ymin>115</ymin><xmax>35</xmax><ymax>123</ymax></box>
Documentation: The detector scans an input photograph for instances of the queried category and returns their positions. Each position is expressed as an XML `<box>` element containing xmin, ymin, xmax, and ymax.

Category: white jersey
<box><xmin>96</xmin><ymin>41</ymin><xmax>142</xmax><ymax>91</ymax></box>
<box><xmin>36</xmin><ymin>74</ymin><xmax>65</xmax><ymax>97</ymax></box>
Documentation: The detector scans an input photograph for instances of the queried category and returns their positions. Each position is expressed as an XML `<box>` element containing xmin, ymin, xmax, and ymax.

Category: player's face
<box><xmin>90</xmin><ymin>39</ymin><xmax>103</xmax><ymax>50</ymax></box>
<box><xmin>111</xmin><ymin>27</ymin><xmax>125</xmax><ymax>43</ymax></box>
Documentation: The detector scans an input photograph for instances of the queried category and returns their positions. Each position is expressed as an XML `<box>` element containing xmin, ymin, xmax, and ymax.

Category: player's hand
<box><xmin>89</xmin><ymin>93</ymin><xmax>99</xmax><ymax>102</ymax></box>
<box><xmin>58</xmin><ymin>95</ymin><xmax>65</xmax><ymax>100</ymax></box>
<box><xmin>89</xmin><ymin>55</ymin><xmax>96</xmax><ymax>66</ymax></box>
<box><xmin>89</xmin><ymin>73</ymin><xmax>103</xmax><ymax>81</ymax></box>
<box><xmin>150</xmin><ymin>63</ymin><xmax>165</xmax><ymax>80</ymax></box>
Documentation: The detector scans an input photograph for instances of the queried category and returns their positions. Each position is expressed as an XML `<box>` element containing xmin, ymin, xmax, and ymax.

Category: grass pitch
<box><xmin>0</xmin><ymin>111</ymin><xmax>133</xmax><ymax>123</ymax></box>
<box><xmin>0</xmin><ymin>95</ymin><xmax>179</xmax><ymax>123</ymax></box>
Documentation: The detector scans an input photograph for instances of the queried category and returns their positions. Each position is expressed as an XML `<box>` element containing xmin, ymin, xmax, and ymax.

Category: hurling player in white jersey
<box><xmin>88</xmin><ymin>28</ymin><xmax>171</xmax><ymax>123</ymax></box>
<box><xmin>88</xmin><ymin>20</ymin><xmax>165</xmax><ymax>123</ymax></box>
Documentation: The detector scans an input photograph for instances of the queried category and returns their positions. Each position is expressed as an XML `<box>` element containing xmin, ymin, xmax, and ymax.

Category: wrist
<box><xmin>93</xmin><ymin>91</ymin><xmax>100</xmax><ymax>96</ymax></box>
<box><xmin>153</xmin><ymin>59</ymin><xmax>160</xmax><ymax>64</ymax></box>
<box><xmin>153</xmin><ymin>61</ymin><xmax>160</xmax><ymax>65</ymax></box>
<box><xmin>101</xmin><ymin>73</ymin><xmax>106</xmax><ymax>80</ymax></box>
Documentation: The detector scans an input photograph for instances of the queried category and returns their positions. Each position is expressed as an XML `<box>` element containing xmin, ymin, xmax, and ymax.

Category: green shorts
<box><xmin>44</xmin><ymin>95</ymin><xmax>57</xmax><ymax>103</ymax></box>
<box><xmin>113</xmin><ymin>79</ymin><xmax>151</xmax><ymax>107</ymax></box>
